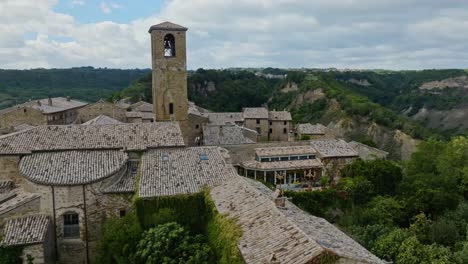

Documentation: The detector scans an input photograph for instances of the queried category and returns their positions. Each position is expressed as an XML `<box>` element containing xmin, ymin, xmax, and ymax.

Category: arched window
<box><xmin>164</xmin><ymin>34</ymin><xmax>175</xmax><ymax>57</ymax></box>
<box><xmin>63</xmin><ymin>212</ymin><xmax>80</xmax><ymax>238</ymax></box>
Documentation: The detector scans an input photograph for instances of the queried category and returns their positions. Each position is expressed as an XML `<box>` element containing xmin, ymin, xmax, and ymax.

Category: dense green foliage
<box><xmin>135</xmin><ymin>222</ymin><xmax>214</xmax><ymax>264</ymax></box>
<box><xmin>333</xmin><ymin>69</ymin><xmax>468</xmax><ymax>111</ymax></box>
<box><xmin>0</xmin><ymin>244</ymin><xmax>22</xmax><ymax>264</ymax></box>
<box><xmin>0</xmin><ymin>67</ymin><xmax>149</xmax><ymax>109</ymax></box>
<box><xmin>95</xmin><ymin>213</ymin><xmax>142</xmax><ymax>263</ymax></box>
<box><xmin>285</xmin><ymin>136</ymin><xmax>468</xmax><ymax>263</ymax></box>
<box><xmin>98</xmin><ymin>191</ymin><xmax>243</xmax><ymax>264</ymax></box>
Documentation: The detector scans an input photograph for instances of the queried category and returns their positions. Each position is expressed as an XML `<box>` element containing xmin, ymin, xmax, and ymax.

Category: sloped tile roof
<box><xmin>0</xmin><ymin>190</ymin><xmax>40</xmax><ymax>216</ymax></box>
<box><xmin>210</xmin><ymin>176</ymin><xmax>326</xmax><ymax>263</ymax></box>
<box><xmin>0</xmin><ymin>181</ymin><xmax>14</xmax><ymax>194</ymax></box>
<box><xmin>207</xmin><ymin>112</ymin><xmax>243</xmax><ymax>125</ymax></box>
<box><xmin>268</xmin><ymin>111</ymin><xmax>292</xmax><ymax>121</ymax></box>
<box><xmin>296</xmin><ymin>123</ymin><xmax>327</xmax><ymax>135</ymax></box>
<box><xmin>0</xmin><ymin>97</ymin><xmax>87</xmax><ymax>114</ymax></box>
<box><xmin>82</xmin><ymin>115</ymin><xmax>123</xmax><ymax>125</ymax></box>
<box><xmin>125</xmin><ymin>111</ymin><xmax>154</xmax><ymax>120</ymax></box>
<box><xmin>203</xmin><ymin>125</ymin><xmax>255</xmax><ymax>146</ymax></box>
<box><xmin>0</xmin><ymin>122</ymin><xmax>184</xmax><ymax>154</ymax></box>
<box><xmin>1</xmin><ymin>215</ymin><xmax>50</xmax><ymax>246</ymax></box>
<box><xmin>310</xmin><ymin>139</ymin><xmax>359</xmax><ymax>158</ymax></box>
<box><xmin>246</xmin><ymin>179</ymin><xmax>384</xmax><ymax>264</ymax></box>
<box><xmin>242</xmin><ymin>158</ymin><xmax>323</xmax><ymax>171</ymax></box>
<box><xmin>20</xmin><ymin>150</ymin><xmax>128</xmax><ymax>186</ymax></box>
<box><xmin>255</xmin><ymin>146</ymin><xmax>316</xmax><ymax>157</ymax></box>
<box><xmin>130</xmin><ymin>101</ymin><xmax>153</xmax><ymax>112</ymax></box>
<box><xmin>139</xmin><ymin>147</ymin><xmax>235</xmax><ymax>198</ymax></box>
<box><xmin>102</xmin><ymin>160</ymin><xmax>138</xmax><ymax>193</ymax></box>
<box><xmin>242</xmin><ymin>107</ymin><xmax>269</xmax><ymax>119</ymax></box>
<box><xmin>148</xmin><ymin>21</ymin><xmax>188</xmax><ymax>32</ymax></box>
<box><xmin>348</xmin><ymin>141</ymin><xmax>389</xmax><ymax>161</ymax></box>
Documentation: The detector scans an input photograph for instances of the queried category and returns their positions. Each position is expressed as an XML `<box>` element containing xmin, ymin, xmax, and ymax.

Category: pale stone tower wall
<box><xmin>149</xmin><ymin>22</ymin><xmax>189</xmax><ymax>122</ymax></box>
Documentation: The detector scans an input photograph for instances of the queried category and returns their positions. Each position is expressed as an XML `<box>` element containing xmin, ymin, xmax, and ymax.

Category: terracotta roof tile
<box><xmin>310</xmin><ymin>139</ymin><xmax>359</xmax><ymax>158</ymax></box>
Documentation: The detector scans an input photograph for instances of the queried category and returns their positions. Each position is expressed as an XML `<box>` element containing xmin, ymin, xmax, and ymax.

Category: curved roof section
<box><xmin>20</xmin><ymin>150</ymin><xmax>128</xmax><ymax>186</ymax></box>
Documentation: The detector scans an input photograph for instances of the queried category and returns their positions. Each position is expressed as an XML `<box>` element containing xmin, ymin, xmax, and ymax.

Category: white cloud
<box><xmin>100</xmin><ymin>2</ymin><xmax>122</xmax><ymax>14</ymax></box>
<box><xmin>1</xmin><ymin>0</ymin><xmax>468</xmax><ymax>69</ymax></box>
<box><xmin>71</xmin><ymin>0</ymin><xmax>85</xmax><ymax>6</ymax></box>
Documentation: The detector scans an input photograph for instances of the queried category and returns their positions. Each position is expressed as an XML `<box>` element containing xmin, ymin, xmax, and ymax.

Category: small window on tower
<box><xmin>169</xmin><ymin>103</ymin><xmax>174</xmax><ymax>115</ymax></box>
<box><xmin>164</xmin><ymin>34</ymin><xmax>175</xmax><ymax>57</ymax></box>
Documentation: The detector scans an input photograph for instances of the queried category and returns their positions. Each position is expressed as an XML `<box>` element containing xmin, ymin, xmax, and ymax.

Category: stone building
<box><xmin>76</xmin><ymin>100</ymin><xmax>127</xmax><ymax>124</ymax></box>
<box><xmin>348</xmin><ymin>141</ymin><xmax>389</xmax><ymax>161</ymax></box>
<box><xmin>311</xmin><ymin>139</ymin><xmax>359</xmax><ymax>182</ymax></box>
<box><xmin>295</xmin><ymin>123</ymin><xmax>330</xmax><ymax>139</ymax></box>
<box><xmin>235</xmin><ymin>145</ymin><xmax>323</xmax><ymax>186</ymax></box>
<box><xmin>0</xmin><ymin>97</ymin><xmax>87</xmax><ymax>131</ymax></box>
<box><xmin>150</xmin><ymin>22</ymin><xmax>188</xmax><ymax>123</ymax></box>
<box><xmin>268</xmin><ymin>110</ymin><xmax>292</xmax><ymax>141</ymax></box>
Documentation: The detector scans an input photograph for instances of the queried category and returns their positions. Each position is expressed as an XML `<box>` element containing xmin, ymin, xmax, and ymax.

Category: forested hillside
<box><xmin>0</xmin><ymin>67</ymin><xmax>150</xmax><ymax>109</ymax></box>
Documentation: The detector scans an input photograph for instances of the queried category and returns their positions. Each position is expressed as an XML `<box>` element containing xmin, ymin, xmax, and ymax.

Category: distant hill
<box><xmin>0</xmin><ymin>67</ymin><xmax>150</xmax><ymax>109</ymax></box>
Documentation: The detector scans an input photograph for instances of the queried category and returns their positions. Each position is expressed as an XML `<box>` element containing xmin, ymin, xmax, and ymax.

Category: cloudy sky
<box><xmin>1</xmin><ymin>0</ymin><xmax>467</xmax><ymax>70</ymax></box>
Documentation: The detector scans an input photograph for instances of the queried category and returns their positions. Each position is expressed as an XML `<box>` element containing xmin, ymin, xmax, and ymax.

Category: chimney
<box><xmin>66</xmin><ymin>96</ymin><xmax>71</xmax><ymax>102</ymax></box>
<box><xmin>272</xmin><ymin>189</ymin><xmax>286</xmax><ymax>208</ymax></box>
<box><xmin>48</xmin><ymin>96</ymin><xmax>52</xmax><ymax>106</ymax></box>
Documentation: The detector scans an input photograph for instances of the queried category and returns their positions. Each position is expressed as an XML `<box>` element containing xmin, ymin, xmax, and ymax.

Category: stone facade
<box><xmin>150</xmin><ymin>22</ymin><xmax>189</xmax><ymax>123</ymax></box>
<box><xmin>269</xmin><ymin>120</ymin><xmax>291</xmax><ymax>141</ymax></box>
<box><xmin>77</xmin><ymin>101</ymin><xmax>127</xmax><ymax>123</ymax></box>
<box><xmin>244</xmin><ymin>118</ymin><xmax>269</xmax><ymax>141</ymax></box>
<box><xmin>0</xmin><ymin>158</ymin><xmax>134</xmax><ymax>263</ymax></box>
<box><xmin>0</xmin><ymin>107</ymin><xmax>46</xmax><ymax>129</ymax></box>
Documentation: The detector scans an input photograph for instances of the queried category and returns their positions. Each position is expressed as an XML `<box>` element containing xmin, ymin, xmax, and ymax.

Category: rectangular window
<box><xmin>256</xmin><ymin>119</ymin><xmax>260</xmax><ymax>124</ymax></box>
<box><xmin>299</xmin><ymin>155</ymin><xmax>308</xmax><ymax>160</ymax></box>
<box><xmin>280</xmin><ymin>157</ymin><xmax>289</xmax><ymax>161</ymax></box>
<box><xmin>63</xmin><ymin>213</ymin><xmax>80</xmax><ymax>238</ymax></box>
<box><xmin>269</xmin><ymin>128</ymin><xmax>272</xmax><ymax>134</ymax></box>
<box><xmin>260</xmin><ymin>158</ymin><xmax>269</xmax><ymax>162</ymax></box>
<box><xmin>199</xmin><ymin>154</ymin><xmax>209</xmax><ymax>161</ymax></box>
<box><xmin>308</xmin><ymin>155</ymin><xmax>316</xmax><ymax>159</ymax></box>
<box><xmin>256</xmin><ymin>127</ymin><xmax>261</xmax><ymax>134</ymax></box>
<box><xmin>119</xmin><ymin>210</ymin><xmax>126</xmax><ymax>218</ymax></box>
<box><xmin>284</xmin><ymin>121</ymin><xmax>287</xmax><ymax>125</ymax></box>
<box><xmin>195</xmin><ymin>124</ymin><xmax>200</xmax><ymax>129</ymax></box>
<box><xmin>271</xmin><ymin>157</ymin><xmax>280</xmax><ymax>162</ymax></box>
<box><xmin>283</xmin><ymin>128</ymin><xmax>287</xmax><ymax>134</ymax></box>
<box><xmin>290</xmin><ymin>156</ymin><xmax>299</xmax><ymax>160</ymax></box>
<box><xmin>169</xmin><ymin>103</ymin><xmax>174</xmax><ymax>115</ymax></box>
<box><xmin>269</xmin><ymin>121</ymin><xmax>272</xmax><ymax>126</ymax></box>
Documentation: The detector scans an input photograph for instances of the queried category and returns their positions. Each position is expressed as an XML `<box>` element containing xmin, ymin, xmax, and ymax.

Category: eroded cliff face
<box><xmin>283</xmin><ymin>84</ymin><xmax>420</xmax><ymax>160</ymax></box>
<box><xmin>411</xmin><ymin>106</ymin><xmax>468</xmax><ymax>131</ymax></box>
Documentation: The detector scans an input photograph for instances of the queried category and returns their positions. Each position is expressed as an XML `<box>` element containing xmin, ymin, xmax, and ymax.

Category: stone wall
<box><xmin>22</xmin><ymin>244</ymin><xmax>45</xmax><ymax>264</ymax></box>
<box><xmin>269</xmin><ymin>120</ymin><xmax>291</xmax><ymax>141</ymax></box>
<box><xmin>77</xmin><ymin>101</ymin><xmax>127</xmax><ymax>123</ymax></box>
<box><xmin>185</xmin><ymin>114</ymin><xmax>209</xmax><ymax>146</ymax></box>
<box><xmin>1</xmin><ymin>156</ymin><xmax>134</xmax><ymax>263</ymax></box>
<box><xmin>244</xmin><ymin>118</ymin><xmax>269</xmax><ymax>141</ymax></box>
<box><xmin>0</xmin><ymin>107</ymin><xmax>46</xmax><ymax>129</ymax></box>
<box><xmin>151</xmin><ymin>29</ymin><xmax>188</xmax><ymax>122</ymax></box>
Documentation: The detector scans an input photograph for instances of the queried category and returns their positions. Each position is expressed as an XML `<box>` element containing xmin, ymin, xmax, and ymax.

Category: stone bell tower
<box><xmin>148</xmin><ymin>22</ymin><xmax>188</xmax><ymax>122</ymax></box>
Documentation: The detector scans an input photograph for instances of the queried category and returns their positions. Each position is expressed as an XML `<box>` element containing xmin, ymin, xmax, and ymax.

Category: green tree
<box><xmin>337</xmin><ymin>176</ymin><xmax>374</xmax><ymax>205</ymax></box>
<box><xmin>135</xmin><ymin>222</ymin><xmax>213</xmax><ymax>264</ymax></box>
<box><xmin>0</xmin><ymin>245</ymin><xmax>22</xmax><ymax>264</ymax></box>
<box><xmin>396</xmin><ymin>236</ymin><xmax>451</xmax><ymax>264</ymax></box>
<box><xmin>362</xmin><ymin>196</ymin><xmax>404</xmax><ymax>226</ymax></box>
<box><xmin>96</xmin><ymin>213</ymin><xmax>143</xmax><ymax>264</ymax></box>
<box><xmin>372</xmin><ymin>228</ymin><xmax>411</xmax><ymax>262</ymax></box>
